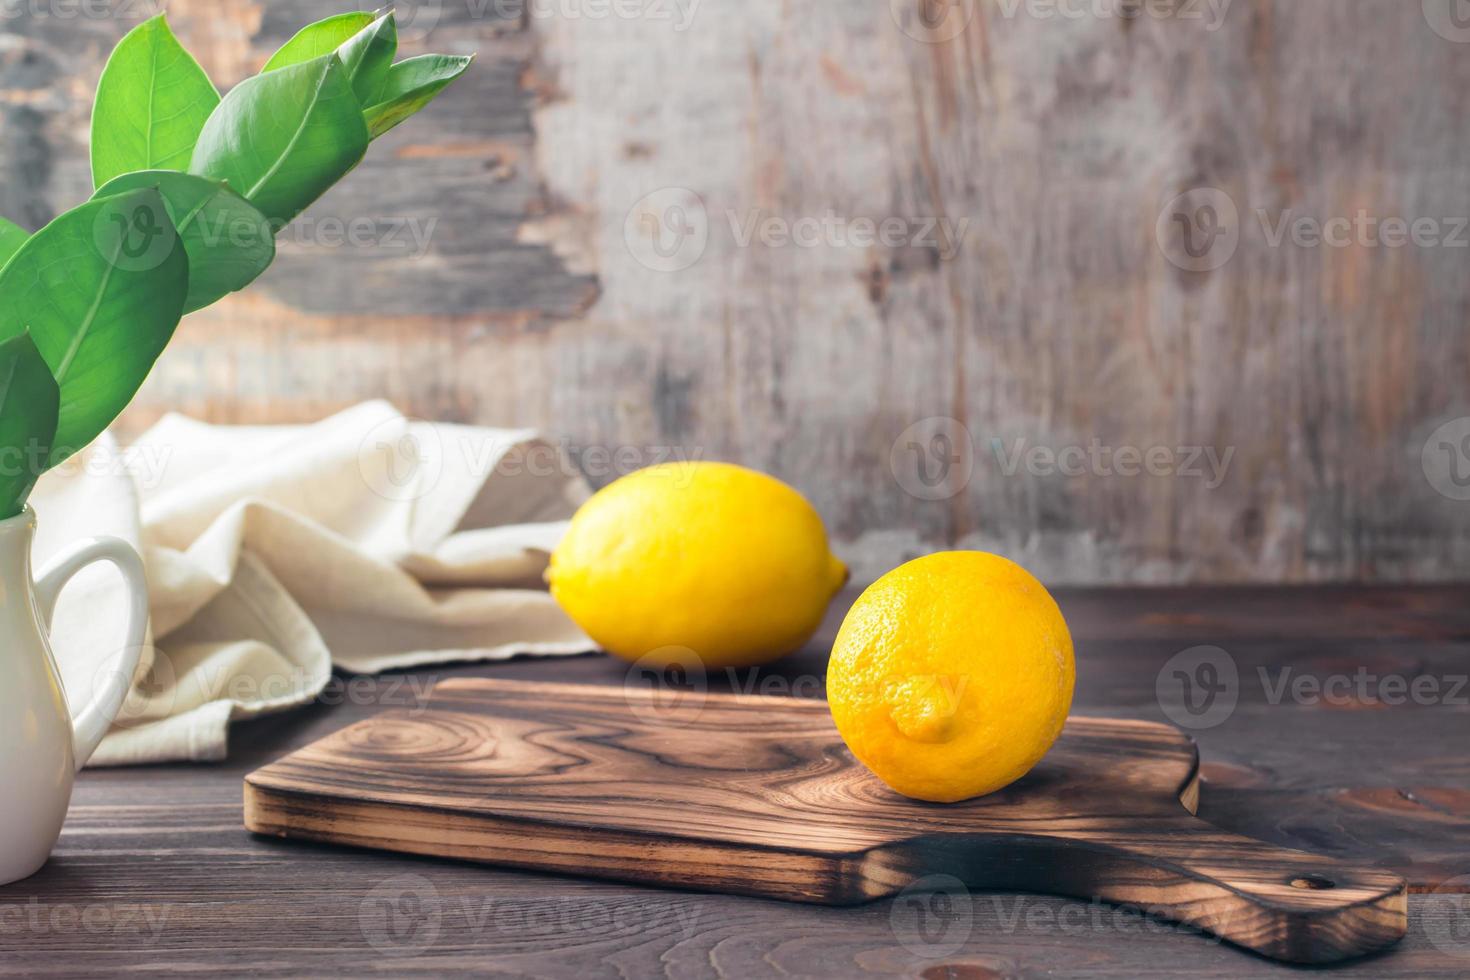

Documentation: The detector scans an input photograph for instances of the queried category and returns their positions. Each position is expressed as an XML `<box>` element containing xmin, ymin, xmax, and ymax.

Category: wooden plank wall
<box><xmin>2</xmin><ymin>0</ymin><xmax>1468</xmax><ymax>584</ymax></box>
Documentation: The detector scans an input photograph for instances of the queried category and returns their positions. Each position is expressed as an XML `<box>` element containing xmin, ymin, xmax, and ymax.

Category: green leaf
<box><xmin>189</xmin><ymin>54</ymin><xmax>370</xmax><ymax>225</ymax></box>
<box><xmin>94</xmin><ymin>170</ymin><xmax>275</xmax><ymax>314</ymax></box>
<box><xmin>90</xmin><ymin>14</ymin><xmax>220</xmax><ymax>189</ymax></box>
<box><xmin>262</xmin><ymin>12</ymin><xmax>376</xmax><ymax>72</ymax></box>
<box><xmin>364</xmin><ymin>54</ymin><xmax>474</xmax><ymax>139</ymax></box>
<box><xmin>0</xmin><ymin>188</ymin><xmax>188</xmax><ymax>466</ymax></box>
<box><xmin>337</xmin><ymin>14</ymin><xmax>397</xmax><ymax>106</ymax></box>
<box><xmin>0</xmin><ymin>216</ymin><xmax>27</xmax><ymax>269</ymax></box>
<box><xmin>0</xmin><ymin>332</ymin><xmax>59</xmax><ymax>519</ymax></box>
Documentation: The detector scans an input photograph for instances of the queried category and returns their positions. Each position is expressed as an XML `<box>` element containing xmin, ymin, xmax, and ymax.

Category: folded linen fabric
<box><xmin>30</xmin><ymin>401</ymin><xmax>594</xmax><ymax>766</ymax></box>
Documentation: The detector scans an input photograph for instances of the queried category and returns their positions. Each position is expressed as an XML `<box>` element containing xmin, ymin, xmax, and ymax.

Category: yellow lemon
<box><xmin>827</xmin><ymin>551</ymin><xmax>1074</xmax><ymax>803</ymax></box>
<box><xmin>548</xmin><ymin>462</ymin><xmax>848</xmax><ymax>668</ymax></box>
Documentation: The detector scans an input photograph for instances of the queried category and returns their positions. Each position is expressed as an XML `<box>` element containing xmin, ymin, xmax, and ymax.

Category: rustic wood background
<box><xmin>2</xmin><ymin>0</ymin><xmax>1468</xmax><ymax>584</ymax></box>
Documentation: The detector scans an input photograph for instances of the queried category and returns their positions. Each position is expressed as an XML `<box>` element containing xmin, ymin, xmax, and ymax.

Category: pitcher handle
<box><xmin>34</xmin><ymin>537</ymin><xmax>150</xmax><ymax>772</ymax></box>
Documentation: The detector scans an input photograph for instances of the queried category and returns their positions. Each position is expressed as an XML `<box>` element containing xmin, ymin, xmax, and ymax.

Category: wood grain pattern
<box><xmin>1</xmin><ymin>585</ymin><xmax>1466</xmax><ymax>977</ymax></box>
<box><xmin>245</xmin><ymin>678</ymin><xmax>1407</xmax><ymax>963</ymax></box>
<box><xmin>4</xmin><ymin>2</ymin><xmax>1468</xmax><ymax>584</ymax></box>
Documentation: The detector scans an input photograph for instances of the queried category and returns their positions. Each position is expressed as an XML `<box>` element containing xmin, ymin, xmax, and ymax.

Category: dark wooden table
<box><xmin>3</xmin><ymin>586</ymin><xmax>1469</xmax><ymax>978</ymax></box>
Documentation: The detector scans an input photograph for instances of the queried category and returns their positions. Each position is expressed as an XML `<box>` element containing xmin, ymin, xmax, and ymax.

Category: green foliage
<box><xmin>0</xmin><ymin>189</ymin><xmax>188</xmax><ymax>466</ymax></box>
<box><xmin>189</xmin><ymin>54</ymin><xmax>370</xmax><ymax>226</ymax></box>
<box><xmin>262</xmin><ymin>12</ymin><xmax>376</xmax><ymax>72</ymax></box>
<box><xmin>0</xmin><ymin>10</ymin><xmax>471</xmax><ymax>516</ymax></box>
<box><xmin>90</xmin><ymin>15</ymin><xmax>220</xmax><ymax>188</ymax></box>
<box><xmin>0</xmin><ymin>216</ymin><xmax>27</xmax><ymax>269</ymax></box>
<box><xmin>94</xmin><ymin>171</ymin><xmax>275</xmax><ymax>314</ymax></box>
<box><xmin>0</xmin><ymin>333</ymin><xmax>59</xmax><ymax>520</ymax></box>
<box><xmin>365</xmin><ymin>55</ymin><xmax>474</xmax><ymax>139</ymax></box>
<box><xmin>337</xmin><ymin>14</ymin><xmax>398</xmax><ymax>105</ymax></box>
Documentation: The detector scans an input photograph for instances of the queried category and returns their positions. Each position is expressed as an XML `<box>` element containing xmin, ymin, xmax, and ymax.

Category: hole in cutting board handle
<box><xmin>1289</xmin><ymin>875</ymin><xmax>1336</xmax><ymax>890</ymax></box>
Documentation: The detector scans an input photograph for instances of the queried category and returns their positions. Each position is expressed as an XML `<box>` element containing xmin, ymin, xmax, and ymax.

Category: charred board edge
<box><xmin>241</xmin><ymin>682</ymin><xmax>1407</xmax><ymax>964</ymax></box>
<box><xmin>243</xmin><ymin>776</ymin><xmax>1405</xmax><ymax>964</ymax></box>
<box><xmin>243</xmin><ymin>782</ymin><xmax>883</xmax><ymax>905</ymax></box>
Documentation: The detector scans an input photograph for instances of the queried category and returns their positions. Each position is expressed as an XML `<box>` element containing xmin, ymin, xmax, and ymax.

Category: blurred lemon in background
<box><xmin>827</xmin><ymin>551</ymin><xmax>1074</xmax><ymax>803</ymax></box>
<box><xmin>549</xmin><ymin>462</ymin><xmax>848</xmax><ymax>669</ymax></box>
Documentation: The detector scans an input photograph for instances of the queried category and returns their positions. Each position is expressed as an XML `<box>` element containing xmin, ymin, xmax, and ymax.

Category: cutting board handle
<box><xmin>244</xmin><ymin>681</ymin><xmax>1408</xmax><ymax>965</ymax></box>
<box><xmin>900</xmin><ymin>806</ymin><xmax>1407</xmax><ymax>964</ymax></box>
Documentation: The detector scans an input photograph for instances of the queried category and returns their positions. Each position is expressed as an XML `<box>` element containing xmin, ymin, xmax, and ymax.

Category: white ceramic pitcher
<box><xmin>0</xmin><ymin>506</ymin><xmax>148</xmax><ymax>886</ymax></box>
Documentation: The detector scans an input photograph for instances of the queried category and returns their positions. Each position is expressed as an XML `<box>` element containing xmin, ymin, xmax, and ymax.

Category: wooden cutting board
<box><xmin>244</xmin><ymin>678</ymin><xmax>1405</xmax><ymax>964</ymax></box>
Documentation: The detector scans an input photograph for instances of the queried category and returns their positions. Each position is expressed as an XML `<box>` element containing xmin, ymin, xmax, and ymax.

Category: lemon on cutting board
<box><xmin>548</xmin><ymin>461</ymin><xmax>849</xmax><ymax>669</ymax></box>
<box><xmin>827</xmin><ymin>551</ymin><xmax>1075</xmax><ymax>803</ymax></box>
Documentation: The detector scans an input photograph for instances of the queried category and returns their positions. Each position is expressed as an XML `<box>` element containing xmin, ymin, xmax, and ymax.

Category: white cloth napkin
<box><xmin>29</xmin><ymin>401</ymin><xmax>595</xmax><ymax>767</ymax></box>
